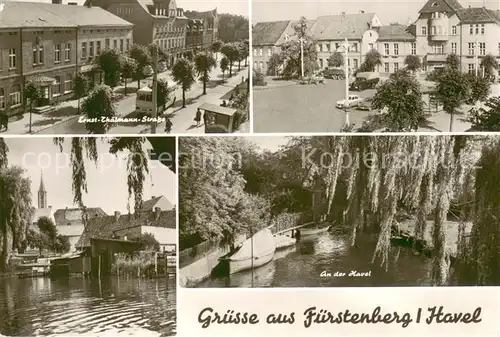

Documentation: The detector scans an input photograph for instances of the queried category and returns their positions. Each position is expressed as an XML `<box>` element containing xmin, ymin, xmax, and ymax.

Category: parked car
<box><xmin>324</xmin><ymin>67</ymin><xmax>346</xmax><ymax>80</ymax></box>
<box><xmin>336</xmin><ymin>95</ymin><xmax>362</xmax><ymax>109</ymax></box>
<box><xmin>350</xmin><ymin>72</ymin><xmax>380</xmax><ymax>91</ymax></box>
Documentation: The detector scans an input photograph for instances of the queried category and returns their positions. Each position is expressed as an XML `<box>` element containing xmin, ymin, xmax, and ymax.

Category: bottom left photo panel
<box><xmin>0</xmin><ymin>136</ymin><xmax>177</xmax><ymax>337</ymax></box>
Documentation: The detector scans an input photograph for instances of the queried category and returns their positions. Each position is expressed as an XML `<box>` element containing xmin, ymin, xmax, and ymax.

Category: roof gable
<box><xmin>456</xmin><ymin>7</ymin><xmax>500</xmax><ymax>23</ymax></box>
<box><xmin>309</xmin><ymin>13</ymin><xmax>378</xmax><ymax>41</ymax></box>
<box><xmin>53</xmin><ymin>207</ymin><xmax>108</xmax><ymax>226</ymax></box>
<box><xmin>377</xmin><ymin>24</ymin><xmax>416</xmax><ymax>41</ymax></box>
<box><xmin>252</xmin><ymin>21</ymin><xmax>291</xmax><ymax>46</ymax></box>
<box><xmin>419</xmin><ymin>0</ymin><xmax>463</xmax><ymax>14</ymax></box>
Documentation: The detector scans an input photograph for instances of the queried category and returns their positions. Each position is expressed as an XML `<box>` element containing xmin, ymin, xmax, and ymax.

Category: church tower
<box><xmin>38</xmin><ymin>171</ymin><xmax>47</xmax><ymax>209</ymax></box>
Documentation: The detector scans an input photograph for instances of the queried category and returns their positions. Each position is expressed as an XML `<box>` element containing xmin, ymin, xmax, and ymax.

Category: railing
<box><xmin>178</xmin><ymin>239</ymin><xmax>218</xmax><ymax>268</ymax></box>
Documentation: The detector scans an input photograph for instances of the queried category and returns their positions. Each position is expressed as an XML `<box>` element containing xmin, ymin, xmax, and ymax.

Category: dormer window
<box><xmin>431</xmin><ymin>1</ymin><xmax>438</xmax><ymax>6</ymax></box>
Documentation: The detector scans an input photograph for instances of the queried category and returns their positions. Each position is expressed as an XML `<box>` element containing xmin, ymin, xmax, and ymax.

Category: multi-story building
<box><xmin>252</xmin><ymin>20</ymin><xmax>296</xmax><ymax>74</ymax></box>
<box><xmin>87</xmin><ymin>0</ymin><xmax>190</xmax><ymax>66</ymax></box>
<box><xmin>0</xmin><ymin>1</ymin><xmax>133</xmax><ymax>116</ymax></box>
<box><xmin>415</xmin><ymin>0</ymin><xmax>500</xmax><ymax>75</ymax></box>
<box><xmin>185</xmin><ymin>9</ymin><xmax>218</xmax><ymax>51</ymax></box>
<box><xmin>310</xmin><ymin>13</ymin><xmax>382</xmax><ymax>71</ymax></box>
<box><xmin>377</xmin><ymin>24</ymin><xmax>417</xmax><ymax>75</ymax></box>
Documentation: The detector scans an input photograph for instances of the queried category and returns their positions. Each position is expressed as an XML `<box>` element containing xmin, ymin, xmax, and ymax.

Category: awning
<box><xmin>27</xmin><ymin>74</ymin><xmax>56</xmax><ymax>86</ymax></box>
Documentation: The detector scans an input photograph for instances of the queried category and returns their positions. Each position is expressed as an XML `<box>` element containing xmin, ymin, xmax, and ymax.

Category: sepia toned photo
<box><xmin>0</xmin><ymin>136</ymin><xmax>176</xmax><ymax>336</ymax></box>
<box><xmin>0</xmin><ymin>0</ymin><xmax>249</xmax><ymax>135</ymax></box>
<box><xmin>179</xmin><ymin>135</ymin><xmax>500</xmax><ymax>288</ymax></box>
<box><xmin>252</xmin><ymin>0</ymin><xmax>500</xmax><ymax>133</ymax></box>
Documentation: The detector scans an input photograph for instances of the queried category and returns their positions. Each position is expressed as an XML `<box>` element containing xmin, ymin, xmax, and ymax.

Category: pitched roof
<box><xmin>456</xmin><ymin>7</ymin><xmax>500</xmax><ymax>23</ymax></box>
<box><xmin>53</xmin><ymin>207</ymin><xmax>108</xmax><ymax>227</ymax></box>
<box><xmin>419</xmin><ymin>0</ymin><xmax>463</xmax><ymax>14</ymax></box>
<box><xmin>252</xmin><ymin>21</ymin><xmax>291</xmax><ymax>46</ymax></box>
<box><xmin>185</xmin><ymin>9</ymin><xmax>217</xmax><ymax>20</ymax></box>
<box><xmin>56</xmin><ymin>224</ymin><xmax>85</xmax><ymax>238</ymax></box>
<box><xmin>139</xmin><ymin>195</ymin><xmax>174</xmax><ymax>212</ymax></box>
<box><xmin>377</xmin><ymin>24</ymin><xmax>416</xmax><ymax>41</ymax></box>
<box><xmin>31</xmin><ymin>207</ymin><xmax>54</xmax><ymax>224</ymax></box>
<box><xmin>308</xmin><ymin>13</ymin><xmax>377</xmax><ymax>40</ymax></box>
<box><xmin>76</xmin><ymin>209</ymin><xmax>176</xmax><ymax>248</ymax></box>
<box><xmin>0</xmin><ymin>1</ymin><xmax>133</xmax><ymax>28</ymax></box>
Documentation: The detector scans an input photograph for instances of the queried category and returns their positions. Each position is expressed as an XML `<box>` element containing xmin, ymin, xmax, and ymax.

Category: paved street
<box><xmin>2</xmin><ymin>63</ymin><xmax>248</xmax><ymax>135</ymax></box>
<box><xmin>253</xmin><ymin>76</ymin><xmax>472</xmax><ymax>133</ymax></box>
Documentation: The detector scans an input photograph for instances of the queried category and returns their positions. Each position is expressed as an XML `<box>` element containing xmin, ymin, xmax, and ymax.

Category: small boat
<box><xmin>273</xmin><ymin>234</ymin><xmax>295</xmax><ymax>249</ymax></box>
<box><xmin>222</xmin><ymin>228</ymin><xmax>276</xmax><ymax>275</ymax></box>
<box><xmin>300</xmin><ymin>223</ymin><xmax>331</xmax><ymax>236</ymax></box>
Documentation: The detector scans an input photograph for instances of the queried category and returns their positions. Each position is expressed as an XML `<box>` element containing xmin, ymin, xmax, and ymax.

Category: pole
<box><xmin>250</xmin><ymin>228</ymin><xmax>254</xmax><ymax>288</ymax></box>
<box><xmin>300</xmin><ymin>38</ymin><xmax>304</xmax><ymax>78</ymax></box>
<box><xmin>474</xmin><ymin>41</ymin><xmax>478</xmax><ymax>77</ymax></box>
<box><xmin>152</xmin><ymin>46</ymin><xmax>158</xmax><ymax>134</ymax></box>
<box><xmin>344</xmin><ymin>38</ymin><xmax>350</xmax><ymax>126</ymax></box>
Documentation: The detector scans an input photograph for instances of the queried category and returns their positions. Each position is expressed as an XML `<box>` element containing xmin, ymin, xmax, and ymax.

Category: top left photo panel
<box><xmin>0</xmin><ymin>0</ymin><xmax>249</xmax><ymax>135</ymax></box>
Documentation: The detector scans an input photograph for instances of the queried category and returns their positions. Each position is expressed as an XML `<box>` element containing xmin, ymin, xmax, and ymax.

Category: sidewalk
<box><xmin>115</xmin><ymin>66</ymin><xmax>249</xmax><ymax>134</ymax></box>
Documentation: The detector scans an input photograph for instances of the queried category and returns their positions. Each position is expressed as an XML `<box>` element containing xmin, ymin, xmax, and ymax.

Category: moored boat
<box><xmin>273</xmin><ymin>234</ymin><xmax>296</xmax><ymax>249</ymax></box>
<box><xmin>222</xmin><ymin>228</ymin><xmax>276</xmax><ymax>275</ymax></box>
<box><xmin>300</xmin><ymin>223</ymin><xmax>331</xmax><ymax>236</ymax></box>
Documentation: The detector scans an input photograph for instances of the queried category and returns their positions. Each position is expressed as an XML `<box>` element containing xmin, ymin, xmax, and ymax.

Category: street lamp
<box><xmin>337</xmin><ymin>38</ymin><xmax>354</xmax><ymax>127</ymax></box>
<box><xmin>144</xmin><ymin>47</ymin><xmax>159</xmax><ymax>134</ymax></box>
<box><xmin>299</xmin><ymin>37</ymin><xmax>305</xmax><ymax>78</ymax></box>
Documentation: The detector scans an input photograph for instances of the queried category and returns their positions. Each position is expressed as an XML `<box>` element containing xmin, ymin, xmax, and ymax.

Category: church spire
<box><xmin>38</xmin><ymin>171</ymin><xmax>47</xmax><ymax>209</ymax></box>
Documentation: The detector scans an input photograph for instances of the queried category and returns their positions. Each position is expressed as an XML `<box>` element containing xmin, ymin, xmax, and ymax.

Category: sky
<box><xmin>249</xmin><ymin>136</ymin><xmax>288</xmax><ymax>152</ymax></box>
<box><xmin>5</xmin><ymin>137</ymin><xmax>176</xmax><ymax>214</ymax></box>
<box><xmin>252</xmin><ymin>0</ymin><xmax>500</xmax><ymax>24</ymax></box>
<box><xmin>8</xmin><ymin>0</ymin><xmax>249</xmax><ymax>16</ymax></box>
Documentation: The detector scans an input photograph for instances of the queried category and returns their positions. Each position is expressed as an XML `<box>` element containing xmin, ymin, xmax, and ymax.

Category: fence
<box><xmin>179</xmin><ymin>240</ymin><xmax>219</xmax><ymax>269</ymax></box>
<box><xmin>270</xmin><ymin>211</ymin><xmax>313</xmax><ymax>234</ymax></box>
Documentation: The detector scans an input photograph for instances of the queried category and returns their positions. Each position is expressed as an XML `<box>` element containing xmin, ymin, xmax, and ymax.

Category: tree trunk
<box><xmin>124</xmin><ymin>79</ymin><xmax>128</xmax><ymax>95</ymax></box>
<box><xmin>238</xmin><ymin>61</ymin><xmax>241</xmax><ymax>71</ymax></box>
<box><xmin>77</xmin><ymin>98</ymin><xmax>81</xmax><ymax>114</ymax></box>
<box><xmin>449</xmin><ymin>109</ymin><xmax>454</xmax><ymax>132</ymax></box>
<box><xmin>229</xmin><ymin>62</ymin><xmax>233</xmax><ymax>77</ymax></box>
<box><xmin>203</xmin><ymin>80</ymin><xmax>207</xmax><ymax>95</ymax></box>
<box><xmin>137</xmin><ymin>79</ymin><xmax>141</xmax><ymax>89</ymax></box>
<box><xmin>182</xmin><ymin>89</ymin><xmax>186</xmax><ymax>108</ymax></box>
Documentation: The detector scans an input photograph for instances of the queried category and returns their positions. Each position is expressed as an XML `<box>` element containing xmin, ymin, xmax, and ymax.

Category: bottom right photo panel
<box><xmin>178</xmin><ymin>135</ymin><xmax>500</xmax><ymax>288</ymax></box>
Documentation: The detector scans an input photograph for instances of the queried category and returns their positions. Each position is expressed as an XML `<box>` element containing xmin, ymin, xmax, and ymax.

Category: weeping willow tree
<box><xmin>286</xmin><ymin>135</ymin><xmax>497</xmax><ymax>285</ymax></box>
<box><xmin>52</xmin><ymin>137</ymin><xmax>150</xmax><ymax>213</ymax></box>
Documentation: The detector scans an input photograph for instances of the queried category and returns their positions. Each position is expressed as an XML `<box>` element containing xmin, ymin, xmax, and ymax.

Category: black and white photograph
<box><xmin>0</xmin><ymin>0</ymin><xmax>249</xmax><ymax>135</ymax></box>
<box><xmin>0</xmin><ymin>136</ymin><xmax>177</xmax><ymax>336</ymax></box>
<box><xmin>252</xmin><ymin>0</ymin><xmax>500</xmax><ymax>133</ymax></box>
<box><xmin>179</xmin><ymin>135</ymin><xmax>500</xmax><ymax>288</ymax></box>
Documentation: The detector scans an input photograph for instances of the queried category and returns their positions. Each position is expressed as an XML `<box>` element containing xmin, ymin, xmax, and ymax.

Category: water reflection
<box><xmin>0</xmin><ymin>276</ymin><xmax>176</xmax><ymax>336</ymax></box>
<box><xmin>198</xmin><ymin>233</ymin><xmax>433</xmax><ymax>288</ymax></box>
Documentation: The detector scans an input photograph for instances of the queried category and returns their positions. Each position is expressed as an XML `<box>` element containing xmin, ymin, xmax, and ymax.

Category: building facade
<box><xmin>253</xmin><ymin>0</ymin><xmax>500</xmax><ymax>78</ymax></box>
<box><xmin>0</xmin><ymin>1</ymin><xmax>133</xmax><ymax>116</ymax></box>
<box><xmin>185</xmin><ymin>9</ymin><xmax>218</xmax><ymax>51</ymax></box>
<box><xmin>87</xmin><ymin>0</ymin><xmax>191</xmax><ymax>67</ymax></box>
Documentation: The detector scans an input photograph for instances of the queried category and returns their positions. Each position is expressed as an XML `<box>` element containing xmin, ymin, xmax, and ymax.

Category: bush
<box><xmin>252</xmin><ymin>69</ymin><xmax>267</xmax><ymax>86</ymax></box>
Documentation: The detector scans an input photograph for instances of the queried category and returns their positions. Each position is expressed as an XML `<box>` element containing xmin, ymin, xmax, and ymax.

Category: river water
<box><xmin>0</xmin><ymin>276</ymin><xmax>176</xmax><ymax>336</ymax></box>
<box><xmin>197</xmin><ymin>232</ymin><xmax>435</xmax><ymax>288</ymax></box>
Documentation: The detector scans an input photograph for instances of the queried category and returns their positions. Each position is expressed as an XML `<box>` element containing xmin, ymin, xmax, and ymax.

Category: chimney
<box><xmin>151</xmin><ymin>195</ymin><xmax>155</xmax><ymax>199</ymax></box>
<box><xmin>154</xmin><ymin>207</ymin><xmax>161</xmax><ymax>220</ymax></box>
<box><xmin>114</xmin><ymin>211</ymin><xmax>121</xmax><ymax>222</ymax></box>
<box><xmin>469</xmin><ymin>4</ymin><xmax>471</xmax><ymax>8</ymax></box>
<box><xmin>123</xmin><ymin>235</ymin><xmax>128</xmax><ymax>241</ymax></box>
<box><xmin>360</xmin><ymin>10</ymin><xmax>364</xmax><ymax>14</ymax></box>
<box><xmin>49</xmin><ymin>206</ymin><xmax>52</xmax><ymax>209</ymax></box>
<box><xmin>86</xmin><ymin>0</ymin><xmax>92</xmax><ymax>8</ymax></box>
<box><xmin>68</xmin><ymin>2</ymin><xmax>77</xmax><ymax>4</ymax></box>
<box><xmin>52</xmin><ymin>0</ymin><xmax>62</xmax><ymax>3</ymax></box>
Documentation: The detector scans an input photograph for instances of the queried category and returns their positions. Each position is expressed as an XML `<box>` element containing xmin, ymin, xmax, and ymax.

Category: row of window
<box><xmin>382</xmin><ymin>43</ymin><xmax>417</xmax><ymax>56</ymax></box>
<box><xmin>317</xmin><ymin>42</ymin><xmax>359</xmax><ymax>53</ymax></box>
<box><xmin>383</xmin><ymin>62</ymin><xmax>400</xmax><ymax>73</ymax></box>
<box><xmin>156</xmin><ymin>24</ymin><xmax>185</xmax><ymax>34</ymax></box>
<box><xmin>81</xmin><ymin>38</ymin><xmax>130</xmax><ymax>60</ymax></box>
<box><xmin>420</xmin><ymin>24</ymin><xmax>485</xmax><ymax>36</ymax></box>
<box><xmin>318</xmin><ymin>58</ymin><xmax>359</xmax><ymax>69</ymax></box>
<box><xmin>156</xmin><ymin>38</ymin><xmax>184</xmax><ymax>50</ymax></box>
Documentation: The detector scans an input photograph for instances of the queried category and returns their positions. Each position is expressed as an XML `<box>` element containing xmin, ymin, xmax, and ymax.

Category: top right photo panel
<box><xmin>252</xmin><ymin>0</ymin><xmax>500</xmax><ymax>133</ymax></box>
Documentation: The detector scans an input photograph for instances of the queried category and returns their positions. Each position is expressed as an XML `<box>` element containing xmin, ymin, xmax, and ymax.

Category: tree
<box><xmin>23</xmin><ymin>81</ymin><xmax>41</xmax><ymax>134</ymax></box>
<box><xmin>129</xmin><ymin>44</ymin><xmax>152</xmax><ymax>88</ymax></box>
<box><xmin>327</xmin><ymin>52</ymin><xmax>344</xmax><ymax>68</ymax></box>
<box><xmin>480</xmin><ymin>54</ymin><xmax>499</xmax><ymax>79</ymax></box>
<box><xmin>221</xmin><ymin>43</ymin><xmax>238</xmax><ymax>77</ymax></box>
<box><xmin>212</xmin><ymin>39</ymin><xmax>223</xmax><ymax>62</ymax></box>
<box><xmin>37</xmin><ymin>216</ymin><xmax>57</xmax><ymax>241</ymax></box>
<box><xmin>267</xmin><ymin>53</ymin><xmax>283</xmax><ymax>76</ymax></box>
<box><xmin>0</xmin><ymin>166</ymin><xmax>32</xmax><ymax>270</ymax></box>
<box><xmin>134</xmin><ymin>233</ymin><xmax>160</xmax><ymax>251</ymax></box>
<box><xmin>73</xmin><ymin>72</ymin><xmax>87</xmax><ymax>114</ymax></box>
<box><xmin>194</xmin><ymin>53</ymin><xmax>217</xmax><ymax>95</ymax></box>
<box><xmin>465</xmin><ymin>73</ymin><xmax>491</xmax><ymax>104</ymax></box>
<box><xmin>95</xmin><ymin>49</ymin><xmax>122</xmax><ymax>87</ymax></box>
<box><xmin>172</xmin><ymin>58</ymin><xmax>195</xmax><ymax>108</ymax></box>
<box><xmin>53</xmin><ymin>235</ymin><xmax>71</xmax><ymax>254</ymax></box>
<box><xmin>81</xmin><ymin>84</ymin><xmax>117</xmax><ymax>133</ymax></box>
<box><xmin>156</xmin><ymin>79</ymin><xmax>176</xmax><ymax>116</ymax></box>
<box><xmin>121</xmin><ymin>57</ymin><xmax>138</xmax><ymax>95</ymax></box>
<box><xmin>468</xmin><ymin>96</ymin><xmax>500</xmax><ymax>131</ymax></box>
<box><xmin>371</xmin><ymin>70</ymin><xmax>425</xmax><ymax>131</ymax></box>
<box><xmin>359</xmin><ymin>49</ymin><xmax>382</xmax><ymax>72</ymax></box>
<box><xmin>235</xmin><ymin>41</ymin><xmax>248</xmax><ymax>71</ymax></box>
<box><xmin>446</xmin><ymin>54</ymin><xmax>460</xmax><ymax>70</ymax></box>
<box><xmin>220</xmin><ymin>57</ymin><xmax>229</xmax><ymax>81</ymax></box>
<box><xmin>435</xmin><ymin>68</ymin><xmax>470</xmax><ymax>132</ymax></box>
<box><xmin>404</xmin><ymin>55</ymin><xmax>421</xmax><ymax>73</ymax></box>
